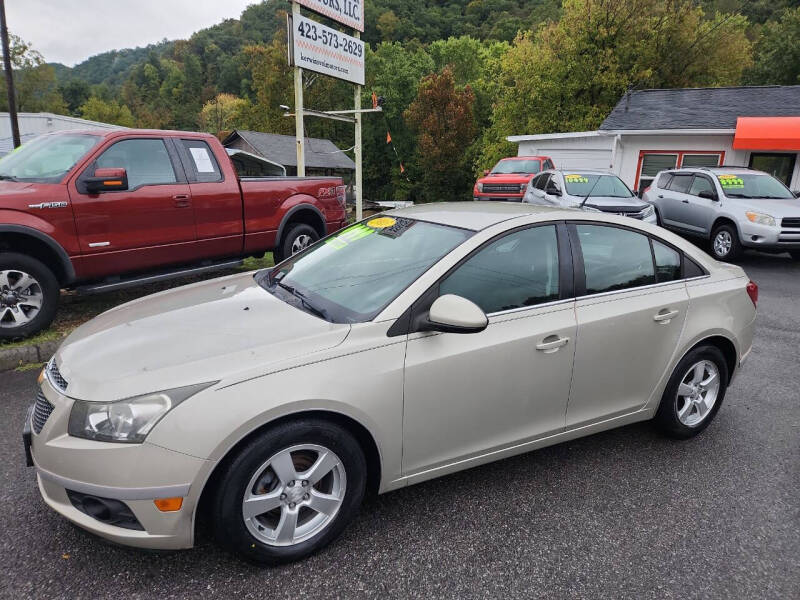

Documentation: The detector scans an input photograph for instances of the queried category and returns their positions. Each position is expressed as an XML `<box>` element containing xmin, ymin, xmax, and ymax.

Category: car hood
<box><xmin>0</xmin><ymin>180</ymin><xmax>42</xmax><ymax>206</ymax></box>
<box><xmin>722</xmin><ymin>197</ymin><xmax>800</xmax><ymax>217</ymax></box>
<box><xmin>477</xmin><ymin>173</ymin><xmax>536</xmax><ymax>185</ymax></box>
<box><xmin>580</xmin><ymin>196</ymin><xmax>648</xmax><ymax>211</ymax></box>
<box><xmin>54</xmin><ymin>271</ymin><xmax>351</xmax><ymax>401</ymax></box>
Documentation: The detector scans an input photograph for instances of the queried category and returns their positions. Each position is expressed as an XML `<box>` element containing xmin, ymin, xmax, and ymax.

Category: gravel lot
<box><xmin>1</xmin><ymin>253</ymin><xmax>798</xmax><ymax>600</ymax></box>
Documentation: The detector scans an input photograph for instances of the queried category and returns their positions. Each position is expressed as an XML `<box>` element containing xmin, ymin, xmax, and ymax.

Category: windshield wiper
<box><xmin>277</xmin><ymin>282</ymin><xmax>330</xmax><ymax>321</ymax></box>
<box><xmin>0</xmin><ymin>174</ymin><xmax>18</xmax><ymax>181</ymax></box>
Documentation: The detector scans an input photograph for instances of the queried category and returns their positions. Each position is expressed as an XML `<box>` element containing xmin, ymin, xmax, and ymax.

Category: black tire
<box><xmin>789</xmin><ymin>250</ymin><xmax>800</xmax><ymax>261</ymax></box>
<box><xmin>273</xmin><ymin>224</ymin><xmax>319</xmax><ymax>264</ymax></box>
<box><xmin>654</xmin><ymin>345</ymin><xmax>729</xmax><ymax>439</ymax></box>
<box><xmin>211</xmin><ymin>419</ymin><xmax>366</xmax><ymax>565</ymax></box>
<box><xmin>0</xmin><ymin>253</ymin><xmax>59</xmax><ymax>340</ymax></box>
<box><xmin>710</xmin><ymin>223</ymin><xmax>742</xmax><ymax>261</ymax></box>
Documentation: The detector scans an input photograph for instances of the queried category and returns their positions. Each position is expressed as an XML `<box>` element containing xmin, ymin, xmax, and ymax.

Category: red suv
<box><xmin>474</xmin><ymin>156</ymin><xmax>554</xmax><ymax>202</ymax></box>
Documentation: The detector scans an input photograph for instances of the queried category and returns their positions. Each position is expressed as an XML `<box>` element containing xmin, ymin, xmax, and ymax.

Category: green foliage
<box><xmin>79</xmin><ymin>96</ymin><xmax>136</xmax><ymax>127</ymax></box>
<box><xmin>745</xmin><ymin>7</ymin><xmax>800</xmax><ymax>85</ymax></box>
<box><xmin>0</xmin><ymin>34</ymin><xmax>66</xmax><ymax>113</ymax></box>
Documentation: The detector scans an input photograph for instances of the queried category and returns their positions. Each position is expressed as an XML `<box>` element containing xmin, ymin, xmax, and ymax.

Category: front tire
<box><xmin>710</xmin><ymin>224</ymin><xmax>742</xmax><ymax>261</ymax></box>
<box><xmin>0</xmin><ymin>253</ymin><xmax>59</xmax><ymax>340</ymax></box>
<box><xmin>654</xmin><ymin>345</ymin><xmax>729</xmax><ymax>439</ymax></box>
<box><xmin>273</xmin><ymin>224</ymin><xmax>320</xmax><ymax>264</ymax></box>
<box><xmin>212</xmin><ymin>419</ymin><xmax>366</xmax><ymax>565</ymax></box>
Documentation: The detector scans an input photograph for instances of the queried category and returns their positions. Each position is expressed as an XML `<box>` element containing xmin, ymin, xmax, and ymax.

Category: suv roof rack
<box><xmin>695</xmin><ymin>165</ymin><xmax>750</xmax><ymax>171</ymax></box>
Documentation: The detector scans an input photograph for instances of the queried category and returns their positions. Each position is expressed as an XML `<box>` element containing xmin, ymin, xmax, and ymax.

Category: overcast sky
<box><xmin>6</xmin><ymin>0</ymin><xmax>259</xmax><ymax>66</ymax></box>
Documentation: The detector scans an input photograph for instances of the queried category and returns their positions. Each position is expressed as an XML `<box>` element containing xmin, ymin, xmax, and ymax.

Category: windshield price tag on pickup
<box><xmin>719</xmin><ymin>175</ymin><xmax>744</xmax><ymax>188</ymax></box>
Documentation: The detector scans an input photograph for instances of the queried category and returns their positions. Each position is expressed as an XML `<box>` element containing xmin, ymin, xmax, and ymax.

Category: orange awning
<box><xmin>733</xmin><ymin>117</ymin><xmax>800</xmax><ymax>151</ymax></box>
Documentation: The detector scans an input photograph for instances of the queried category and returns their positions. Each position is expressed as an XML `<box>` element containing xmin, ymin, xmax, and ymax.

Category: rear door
<box><xmin>70</xmin><ymin>136</ymin><xmax>197</xmax><ymax>274</ymax></box>
<box><xmin>566</xmin><ymin>223</ymin><xmax>689</xmax><ymax>427</ymax></box>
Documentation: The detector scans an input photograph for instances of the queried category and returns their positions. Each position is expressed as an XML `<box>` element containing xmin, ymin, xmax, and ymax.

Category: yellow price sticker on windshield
<box><xmin>565</xmin><ymin>174</ymin><xmax>589</xmax><ymax>183</ymax></box>
<box><xmin>719</xmin><ymin>175</ymin><xmax>744</xmax><ymax>187</ymax></box>
<box><xmin>367</xmin><ymin>217</ymin><xmax>397</xmax><ymax>229</ymax></box>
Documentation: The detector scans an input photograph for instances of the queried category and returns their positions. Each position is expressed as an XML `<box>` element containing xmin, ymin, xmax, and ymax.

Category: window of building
<box><xmin>636</xmin><ymin>151</ymin><xmax>724</xmax><ymax>195</ymax></box>
<box><xmin>748</xmin><ymin>153</ymin><xmax>797</xmax><ymax>187</ymax></box>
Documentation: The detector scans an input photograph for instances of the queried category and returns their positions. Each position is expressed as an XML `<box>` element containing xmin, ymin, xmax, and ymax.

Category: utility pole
<box><xmin>292</xmin><ymin>2</ymin><xmax>305</xmax><ymax>177</ymax></box>
<box><xmin>0</xmin><ymin>0</ymin><xmax>20</xmax><ymax>148</ymax></box>
<box><xmin>354</xmin><ymin>31</ymin><xmax>363</xmax><ymax>221</ymax></box>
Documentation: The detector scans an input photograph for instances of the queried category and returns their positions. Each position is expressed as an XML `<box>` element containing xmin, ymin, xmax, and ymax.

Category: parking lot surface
<box><xmin>1</xmin><ymin>253</ymin><xmax>798</xmax><ymax>600</ymax></box>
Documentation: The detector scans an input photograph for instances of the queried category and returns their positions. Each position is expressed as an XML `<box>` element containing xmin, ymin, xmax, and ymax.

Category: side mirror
<box><xmin>698</xmin><ymin>190</ymin><xmax>717</xmax><ymax>201</ymax></box>
<box><xmin>546</xmin><ymin>185</ymin><xmax>562</xmax><ymax>197</ymax></box>
<box><xmin>426</xmin><ymin>294</ymin><xmax>488</xmax><ymax>334</ymax></box>
<box><xmin>483</xmin><ymin>170</ymin><xmax>490</xmax><ymax>176</ymax></box>
<box><xmin>86</xmin><ymin>167</ymin><xmax>128</xmax><ymax>193</ymax></box>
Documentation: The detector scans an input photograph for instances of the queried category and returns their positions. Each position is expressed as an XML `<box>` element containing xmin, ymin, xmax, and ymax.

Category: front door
<box><xmin>70</xmin><ymin>137</ymin><xmax>197</xmax><ymax>275</ymax></box>
<box><xmin>679</xmin><ymin>174</ymin><xmax>718</xmax><ymax>235</ymax></box>
<box><xmin>659</xmin><ymin>173</ymin><xmax>696</xmax><ymax>231</ymax></box>
<box><xmin>566</xmin><ymin>224</ymin><xmax>689</xmax><ymax>427</ymax></box>
<box><xmin>402</xmin><ymin>224</ymin><xmax>576</xmax><ymax>475</ymax></box>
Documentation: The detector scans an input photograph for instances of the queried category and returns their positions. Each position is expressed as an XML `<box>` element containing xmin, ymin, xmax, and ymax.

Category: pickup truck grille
<box><xmin>47</xmin><ymin>359</ymin><xmax>68</xmax><ymax>393</ymax></box>
<box><xmin>781</xmin><ymin>217</ymin><xmax>800</xmax><ymax>228</ymax></box>
<box><xmin>483</xmin><ymin>184</ymin><xmax>522</xmax><ymax>194</ymax></box>
<box><xmin>33</xmin><ymin>389</ymin><xmax>54</xmax><ymax>434</ymax></box>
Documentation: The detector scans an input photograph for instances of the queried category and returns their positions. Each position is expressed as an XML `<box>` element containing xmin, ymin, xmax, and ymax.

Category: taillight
<box><xmin>746</xmin><ymin>280</ymin><xmax>758</xmax><ymax>307</ymax></box>
<box><xmin>336</xmin><ymin>185</ymin><xmax>346</xmax><ymax>209</ymax></box>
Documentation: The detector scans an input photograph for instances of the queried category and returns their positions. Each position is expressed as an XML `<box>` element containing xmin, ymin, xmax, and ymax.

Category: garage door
<box><xmin>545</xmin><ymin>149</ymin><xmax>612</xmax><ymax>171</ymax></box>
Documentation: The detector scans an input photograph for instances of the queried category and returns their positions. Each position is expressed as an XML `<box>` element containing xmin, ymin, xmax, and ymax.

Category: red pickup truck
<box><xmin>0</xmin><ymin>129</ymin><xmax>347</xmax><ymax>339</ymax></box>
<box><xmin>473</xmin><ymin>155</ymin><xmax>554</xmax><ymax>202</ymax></box>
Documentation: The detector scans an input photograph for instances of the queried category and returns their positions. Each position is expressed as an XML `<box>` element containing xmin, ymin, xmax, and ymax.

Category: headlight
<box><xmin>745</xmin><ymin>211</ymin><xmax>776</xmax><ymax>226</ymax></box>
<box><xmin>641</xmin><ymin>204</ymin><xmax>655</xmax><ymax>217</ymax></box>
<box><xmin>519</xmin><ymin>183</ymin><xmax>527</xmax><ymax>192</ymax></box>
<box><xmin>68</xmin><ymin>382</ymin><xmax>216</xmax><ymax>443</ymax></box>
<box><xmin>477</xmin><ymin>183</ymin><xmax>484</xmax><ymax>193</ymax></box>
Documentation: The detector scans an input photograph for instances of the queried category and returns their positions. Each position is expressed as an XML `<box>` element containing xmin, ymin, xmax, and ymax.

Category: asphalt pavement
<box><xmin>1</xmin><ymin>252</ymin><xmax>798</xmax><ymax>599</ymax></box>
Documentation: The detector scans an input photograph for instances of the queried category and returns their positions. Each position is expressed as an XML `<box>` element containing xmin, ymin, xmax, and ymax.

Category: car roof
<box><xmin>669</xmin><ymin>166</ymin><xmax>759</xmax><ymax>174</ymax></box>
<box><xmin>499</xmin><ymin>156</ymin><xmax>549</xmax><ymax>160</ymax></box>
<box><xmin>547</xmin><ymin>169</ymin><xmax>616</xmax><ymax>176</ymax></box>
<box><xmin>385</xmin><ymin>202</ymin><xmax>573</xmax><ymax>231</ymax></box>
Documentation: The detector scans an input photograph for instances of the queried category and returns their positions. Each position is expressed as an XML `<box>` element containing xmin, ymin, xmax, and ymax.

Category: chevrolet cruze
<box><xmin>25</xmin><ymin>203</ymin><xmax>757</xmax><ymax>564</ymax></box>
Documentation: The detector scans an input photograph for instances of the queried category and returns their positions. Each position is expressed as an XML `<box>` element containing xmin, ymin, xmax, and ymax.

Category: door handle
<box><xmin>658</xmin><ymin>195</ymin><xmax>664</xmax><ymax>199</ymax></box>
<box><xmin>536</xmin><ymin>335</ymin><xmax>570</xmax><ymax>353</ymax></box>
<box><xmin>173</xmin><ymin>194</ymin><xmax>191</xmax><ymax>208</ymax></box>
<box><xmin>681</xmin><ymin>199</ymin><xmax>689</xmax><ymax>204</ymax></box>
<box><xmin>653</xmin><ymin>309</ymin><xmax>680</xmax><ymax>324</ymax></box>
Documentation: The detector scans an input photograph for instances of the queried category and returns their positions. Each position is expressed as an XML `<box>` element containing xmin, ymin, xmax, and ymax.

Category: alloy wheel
<box><xmin>713</xmin><ymin>231</ymin><xmax>732</xmax><ymax>258</ymax></box>
<box><xmin>291</xmin><ymin>235</ymin><xmax>314</xmax><ymax>255</ymax></box>
<box><xmin>0</xmin><ymin>270</ymin><xmax>44</xmax><ymax>328</ymax></box>
<box><xmin>242</xmin><ymin>444</ymin><xmax>346</xmax><ymax>547</ymax></box>
<box><xmin>675</xmin><ymin>360</ymin><xmax>720</xmax><ymax>427</ymax></box>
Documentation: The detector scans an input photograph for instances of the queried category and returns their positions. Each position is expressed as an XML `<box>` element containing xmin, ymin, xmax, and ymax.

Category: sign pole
<box><xmin>354</xmin><ymin>31</ymin><xmax>363</xmax><ymax>222</ymax></box>
<box><xmin>291</xmin><ymin>2</ymin><xmax>305</xmax><ymax>177</ymax></box>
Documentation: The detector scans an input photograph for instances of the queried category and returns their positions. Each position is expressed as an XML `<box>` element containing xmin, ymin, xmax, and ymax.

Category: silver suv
<box><xmin>642</xmin><ymin>167</ymin><xmax>800</xmax><ymax>261</ymax></box>
<box><xmin>524</xmin><ymin>170</ymin><xmax>657</xmax><ymax>224</ymax></box>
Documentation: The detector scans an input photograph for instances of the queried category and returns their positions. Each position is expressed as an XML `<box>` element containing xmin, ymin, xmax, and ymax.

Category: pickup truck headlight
<box><xmin>68</xmin><ymin>382</ymin><xmax>216</xmax><ymax>443</ymax></box>
<box><xmin>745</xmin><ymin>212</ymin><xmax>776</xmax><ymax>227</ymax></box>
<box><xmin>476</xmin><ymin>183</ymin><xmax>484</xmax><ymax>193</ymax></box>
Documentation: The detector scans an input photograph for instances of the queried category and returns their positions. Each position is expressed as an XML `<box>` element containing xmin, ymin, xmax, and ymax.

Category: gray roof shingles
<box><xmin>224</xmin><ymin>130</ymin><xmax>355</xmax><ymax>170</ymax></box>
<box><xmin>600</xmin><ymin>86</ymin><xmax>800</xmax><ymax>131</ymax></box>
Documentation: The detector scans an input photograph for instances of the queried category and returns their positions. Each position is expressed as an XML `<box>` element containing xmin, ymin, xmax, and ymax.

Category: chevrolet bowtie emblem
<box><xmin>28</xmin><ymin>202</ymin><xmax>69</xmax><ymax>209</ymax></box>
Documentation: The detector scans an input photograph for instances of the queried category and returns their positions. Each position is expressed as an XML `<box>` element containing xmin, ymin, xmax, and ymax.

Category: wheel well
<box><xmin>281</xmin><ymin>208</ymin><xmax>325</xmax><ymax>242</ymax></box>
<box><xmin>0</xmin><ymin>233</ymin><xmax>70</xmax><ymax>285</ymax></box>
<box><xmin>195</xmin><ymin>410</ymin><xmax>382</xmax><ymax>538</ymax></box>
<box><xmin>689</xmin><ymin>336</ymin><xmax>737</xmax><ymax>383</ymax></box>
<box><xmin>710</xmin><ymin>217</ymin><xmax>738</xmax><ymax>239</ymax></box>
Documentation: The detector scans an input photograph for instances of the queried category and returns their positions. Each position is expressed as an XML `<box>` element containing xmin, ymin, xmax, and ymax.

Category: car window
<box><xmin>546</xmin><ymin>176</ymin><xmax>561</xmax><ymax>194</ymax></box>
<box><xmin>563</xmin><ymin>174</ymin><xmax>633</xmax><ymax>198</ymax></box>
<box><xmin>95</xmin><ymin>139</ymin><xmax>177</xmax><ymax>189</ymax></box>
<box><xmin>653</xmin><ymin>240</ymin><xmax>682</xmax><ymax>282</ymax></box>
<box><xmin>656</xmin><ymin>172</ymin><xmax>674</xmax><ymax>189</ymax></box>
<box><xmin>689</xmin><ymin>176</ymin><xmax>715</xmax><ymax>197</ymax></box>
<box><xmin>439</xmin><ymin>225</ymin><xmax>560</xmax><ymax>314</ymax></box>
<box><xmin>535</xmin><ymin>174</ymin><xmax>550</xmax><ymax>190</ymax></box>
<box><xmin>715</xmin><ymin>172</ymin><xmax>794</xmax><ymax>199</ymax></box>
<box><xmin>180</xmin><ymin>139</ymin><xmax>222</xmax><ymax>182</ymax></box>
<box><xmin>577</xmin><ymin>225</ymin><xmax>656</xmax><ymax>294</ymax></box>
<box><xmin>492</xmin><ymin>159</ymin><xmax>542</xmax><ymax>175</ymax></box>
<box><xmin>544</xmin><ymin>159</ymin><xmax>555</xmax><ymax>170</ymax></box>
<box><xmin>0</xmin><ymin>133</ymin><xmax>100</xmax><ymax>183</ymax></box>
<box><xmin>667</xmin><ymin>174</ymin><xmax>693</xmax><ymax>194</ymax></box>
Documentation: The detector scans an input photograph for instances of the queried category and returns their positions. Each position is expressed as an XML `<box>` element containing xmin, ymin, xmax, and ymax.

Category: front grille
<box><xmin>47</xmin><ymin>359</ymin><xmax>68</xmax><ymax>392</ymax></box>
<box><xmin>32</xmin><ymin>390</ymin><xmax>54</xmax><ymax>434</ymax></box>
<box><xmin>483</xmin><ymin>184</ymin><xmax>522</xmax><ymax>194</ymax></box>
<box><xmin>781</xmin><ymin>217</ymin><xmax>800</xmax><ymax>228</ymax></box>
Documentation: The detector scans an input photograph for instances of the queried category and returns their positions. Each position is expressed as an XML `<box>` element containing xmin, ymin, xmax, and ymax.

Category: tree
<box><xmin>79</xmin><ymin>96</ymin><xmax>136</xmax><ymax>127</ymax></box>
<box><xmin>58</xmin><ymin>79</ymin><xmax>90</xmax><ymax>115</ymax></box>
<box><xmin>200</xmin><ymin>93</ymin><xmax>251</xmax><ymax>135</ymax></box>
<box><xmin>0</xmin><ymin>34</ymin><xmax>66</xmax><ymax>113</ymax></box>
<box><xmin>745</xmin><ymin>7</ymin><xmax>800</xmax><ymax>85</ymax></box>
<box><xmin>405</xmin><ymin>67</ymin><xmax>477</xmax><ymax>202</ymax></box>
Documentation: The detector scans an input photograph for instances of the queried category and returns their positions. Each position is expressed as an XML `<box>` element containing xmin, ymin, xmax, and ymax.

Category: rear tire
<box><xmin>273</xmin><ymin>224</ymin><xmax>320</xmax><ymax>264</ymax></box>
<box><xmin>211</xmin><ymin>419</ymin><xmax>366</xmax><ymax>565</ymax></box>
<box><xmin>654</xmin><ymin>345</ymin><xmax>729</xmax><ymax>439</ymax></box>
<box><xmin>710</xmin><ymin>224</ymin><xmax>742</xmax><ymax>261</ymax></box>
<box><xmin>0</xmin><ymin>253</ymin><xmax>59</xmax><ymax>340</ymax></box>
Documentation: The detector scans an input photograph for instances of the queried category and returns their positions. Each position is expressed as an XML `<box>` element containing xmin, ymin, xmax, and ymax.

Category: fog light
<box><xmin>66</xmin><ymin>490</ymin><xmax>143</xmax><ymax>530</ymax></box>
<box><xmin>154</xmin><ymin>497</ymin><xmax>183</xmax><ymax>512</ymax></box>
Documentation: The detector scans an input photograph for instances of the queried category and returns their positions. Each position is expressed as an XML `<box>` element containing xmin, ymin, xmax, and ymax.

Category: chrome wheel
<box><xmin>676</xmin><ymin>360</ymin><xmax>720</xmax><ymax>427</ymax></box>
<box><xmin>291</xmin><ymin>234</ymin><xmax>314</xmax><ymax>255</ymax></box>
<box><xmin>0</xmin><ymin>270</ymin><xmax>44</xmax><ymax>328</ymax></box>
<box><xmin>713</xmin><ymin>231</ymin><xmax>732</xmax><ymax>257</ymax></box>
<box><xmin>242</xmin><ymin>444</ymin><xmax>346</xmax><ymax>547</ymax></box>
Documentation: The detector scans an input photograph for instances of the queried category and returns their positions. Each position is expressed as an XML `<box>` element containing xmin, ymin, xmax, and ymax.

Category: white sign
<box><xmin>290</xmin><ymin>14</ymin><xmax>365</xmax><ymax>86</ymax></box>
<box><xmin>189</xmin><ymin>147</ymin><xmax>215</xmax><ymax>173</ymax></box>
<box><xmin>295</xmin><ymin>0</ymin><xmax>364</xmax><ymax>32</ymax></box>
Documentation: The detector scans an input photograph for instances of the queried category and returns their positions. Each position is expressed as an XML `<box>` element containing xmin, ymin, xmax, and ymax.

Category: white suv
<box><xmin>642</xmin><ymin>167</ymin><xmax>800</xmax><ymax>261</ymax></box>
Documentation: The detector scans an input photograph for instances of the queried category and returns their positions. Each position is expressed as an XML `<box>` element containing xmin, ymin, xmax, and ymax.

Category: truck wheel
<box><xmin>275</xmin><ymin>224</ymin><xmax>319</xmax><ymax>263</ymax></box>
<box><xmin>0</xmin><ymin>253</ymin><xmax>59</xmax><ymax>340</ymax></box>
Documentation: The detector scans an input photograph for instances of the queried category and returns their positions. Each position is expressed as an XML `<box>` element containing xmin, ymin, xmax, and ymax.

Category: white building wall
<box><xmin>517</xmin><ymin>135</ymin><xmax>615</xmax><ymax>171</ymax></box>
<box><xmin>0</xmin><ymin>112</ymin><xmax>123</xmax><ymax>154</ymax></box>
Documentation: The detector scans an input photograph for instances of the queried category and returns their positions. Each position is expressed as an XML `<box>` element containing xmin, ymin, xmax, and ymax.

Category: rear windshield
<box><xmin>563</xmin><ymin>173</ymin><xmax>634</xmax><ymax>198</ymax></box>
<box><xmin>715</xmin><ymin>173</ymin><xmax>794</xmax><ymax>199</ymax></box>
<box><xmin>0</xmin><ymin>134</ymin><xmax>100</xmax><ymax>183</ymax></box>
<box><xmin>492</xmin><ymin>159</ymin><xmax>541</xmax><ymax>175</ymax></box>
<box><xmin>259</xmin><ymin>217</ymin><xmax>473</xmax><ymax>323</ymax></box>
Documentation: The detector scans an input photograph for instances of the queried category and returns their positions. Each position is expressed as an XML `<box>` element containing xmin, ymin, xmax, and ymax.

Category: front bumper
<box><xmin>739</xmin><ymin>221</ymin><xmax>800</xmax><ymax>250</ymax></box>
<box><xmin>27</xmin><ymin>378</ymin><xmax>213</xmax><ymax>550</ymax></box>
<box><xmin>473</xmin><ymin>194</ymin><xmax>524</xmax><ymax>202</ymax></box>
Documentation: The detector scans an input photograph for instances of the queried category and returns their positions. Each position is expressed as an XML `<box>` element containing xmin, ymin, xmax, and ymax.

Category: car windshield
<box><xmin>563</xmin><ymin>173</ymin><xmax>634</xmax><ymax>198</ymax></box>
<box><xmin>258</xmin><ymin>217</ymin><xmax>473</xmax><ymax>323</ymax></box>
<box><xmin>715</xmin><ymin>173</ymin><xmax>795</xmax><ymax>199</ymax></box>
<box><xmin>0</xmin><ymin>134</ymin><xmax>100</xmax><ymax>183</ymax></box>
<box><xmin>491</xmin><ymin>159</ymin><xmax>541</xmax><ymax>175</ymax></box>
